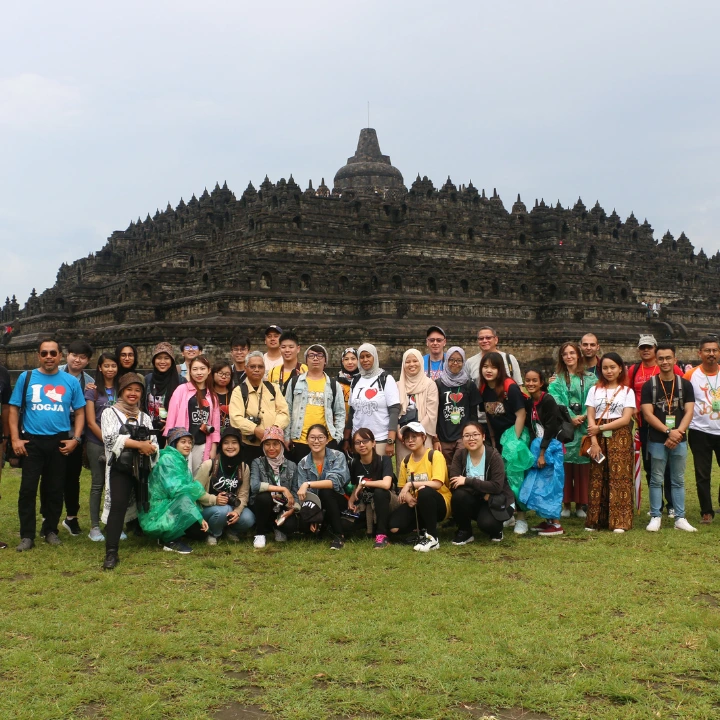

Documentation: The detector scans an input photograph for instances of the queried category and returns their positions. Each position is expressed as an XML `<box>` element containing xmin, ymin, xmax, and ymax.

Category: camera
<box><xmin>569</xmin><ymin>403</ymin><xmax>583</xmax><ymax>414</ymax></box>
<box><xmin>225</xmin><ymin>492</ymin><xmax>240</xmax><ymax>507</ymax></box>
<box><xmin>246</xmin><ymin>415</ymin><xmax>261</xmax><ymax>425</ymax></box>
<box><xmin>199</xmin><ymin>423</ymin><xmax>215</xmax><ymax>435</ymax></box>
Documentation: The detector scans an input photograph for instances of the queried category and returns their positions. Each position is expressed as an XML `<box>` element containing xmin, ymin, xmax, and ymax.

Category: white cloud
<box><xmin>0</xmin><ymin>73</ymin><xmax>83</xmax><ymax>128</ymax></box>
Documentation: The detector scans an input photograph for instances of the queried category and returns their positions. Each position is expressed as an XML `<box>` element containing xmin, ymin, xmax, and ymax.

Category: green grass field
<box><xmin>1</xmin><ymin>458</ymin><xmax>719</xmax><ymax>720</ymax></box>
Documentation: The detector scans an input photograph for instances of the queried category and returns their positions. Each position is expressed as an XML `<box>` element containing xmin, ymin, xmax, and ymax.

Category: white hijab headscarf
<box><xmin>357</xmin><ymin>343</ymin><xmax>382</xmax><ymax>380</ymax></box>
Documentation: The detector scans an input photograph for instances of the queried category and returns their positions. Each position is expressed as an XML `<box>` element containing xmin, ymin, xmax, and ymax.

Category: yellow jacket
<box><xmin>229</xmin><ymin>379</ymin><xmax>290</xmax><ymax>446</ymax></box>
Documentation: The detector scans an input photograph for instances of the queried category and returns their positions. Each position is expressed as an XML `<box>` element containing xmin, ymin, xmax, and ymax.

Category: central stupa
<box><xmin>333</xmin><ymin>128</ymin><xmax>405</xmax><ymax>192</ymax></box>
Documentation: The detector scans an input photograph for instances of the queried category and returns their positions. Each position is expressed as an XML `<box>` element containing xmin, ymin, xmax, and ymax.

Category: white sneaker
<box><xmin>575</xmin><ymin>508</ymin><xmax>587</xmax><ymax>518</ymax></box>
<box><xmin>560</xmin><ymin>508</ymin><xmax>571</xmax><ymax>518</ymax></box>
<box><xmin>413</xmin><ymin>533</ymin><xmax>440</xmax><ymax>552</ymax></box>
<box><xmin>585</xmin><ymin>527</ymin><xmax>596</xmax><ymax>532</ymax></box>
<box><xmin>613</xmin><ymin>528</ymin><xmax>625</xmax><ymax>534</ymax></box>
<box><xmin>667</xmin><ymin>508</ymin><xmax>676</xmax><ymax>519</ymax></box>
<box><xmin>503</xmin><ymin>516</ymin><xmax>516</xmax><ymax>528</ymax></box>
<box><xmin>206</xmin><ymin>535</ymin><xmax>218</xmax><ymax>546</ymax></box>
<box><xmin>274</xmin><ymin>529</ymin><xmax>287</xmax><ymax>542</ymax></box>
<box><xmin>88</xmin><ymin>527</ymin><xmax>104</xmax><ymax>542</ymax></box>
<box><xmin>253</xmin><ymin>534</ymin><xmax>266</xmax><ymax>549</ymax></box>
<box><xmin>513</xmin><ymin>519</ymin><xmax>529</xmax><ymax>535</ymax></box>
<box><xmin>674</xmin><ymin>518</ymin><xmax>697</xmax><ymax>532</ymax></box>
<box><xmin>646</xmin><ymin>517</ymin><xmax>662</xmax><ymax>532</ymax></box>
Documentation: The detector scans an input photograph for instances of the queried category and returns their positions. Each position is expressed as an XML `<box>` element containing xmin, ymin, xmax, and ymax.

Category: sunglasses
<box><xmin>39</xmin><ymin>350</ymin><xmax>59</xmax><ymax>358</ymax></box>
<box><xmin>184</xmin><ymin>345</ymin><xmax>199</xmax><ymax>351</ymax></box>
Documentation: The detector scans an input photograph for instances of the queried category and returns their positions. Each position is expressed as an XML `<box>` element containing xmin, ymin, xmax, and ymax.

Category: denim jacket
<box><xmin>284</xmin><ymin>372</ymin><xmax>346</xmax><ymax>444</ymax></box>
<box><xmin>249</xmin><ymin>455</ymin><xmax>299</xmax><ymax>503</ymax></box>
<box><xmin>296</xmin><ymin>447</ymin><xmax>350</xmax><ymax>495</ymax></box>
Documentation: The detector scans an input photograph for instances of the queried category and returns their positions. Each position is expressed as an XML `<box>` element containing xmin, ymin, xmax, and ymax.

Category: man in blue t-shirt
<box><xmin>423</xmin><ymin>326</ymin><xmax>447</xmax><ymax>380</ymax></box>
<box><xmin>0</xmin><ymin>361</ymin><xmax>11</xmax><ymax>549</ymax></box>
<box><xmin>9</xmin><ymin>338</ymin><xmax>86</xmax><ymax>551</ymax></box>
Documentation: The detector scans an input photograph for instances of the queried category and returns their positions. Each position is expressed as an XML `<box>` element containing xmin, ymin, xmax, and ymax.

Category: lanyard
<box><xmin>598</xmin><ymin>386</ymin><xmax>623</xmax><ymax>420</ymax></box>
<box><xmin>659</xmin><ymin>377</ymin><xmax>675</xmax><ymax>411</ymax></box>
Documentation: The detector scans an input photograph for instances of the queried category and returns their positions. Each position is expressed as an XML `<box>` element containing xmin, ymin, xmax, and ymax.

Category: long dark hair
<box><xmin>480</xmin><ymin>351</ymin><xmax>510</xmax><ymax>400</ymax></box>
<box><xmin>524</xmin><ymin>367</ymin><xmax>548</xmax><ymax>391</ymax></box>
<box><xmin>96</xmin><ymin>353</ymin><xmax>119</xmax><ymax>392</ymax></box>
<box><xmin>211</xmin><ymin>360</ymin><xmax>233</xmax><ymax>393</ymax></box>
<box><xmin>188</xmin><ymin>355</ymin><xmax>217</xmax><ymax>406</ymax></box>
<box><xmin>352</xmin><ymin>427</ymin><xmax>383</xmax><ymax>478</ymax></box>
<box><xmin>114</xmin><ymin>342</ymin><xmax>139</xmax><ymax>377</ymax></box>
<box><xmin>596</xmin><ymin>352</ymin><xmax>628</xmax><ymax>388</ymax></box>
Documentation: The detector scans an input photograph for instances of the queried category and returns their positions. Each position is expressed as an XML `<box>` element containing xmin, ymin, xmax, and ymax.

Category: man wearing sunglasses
<box><xmin>8</xmin><ymin>338</ymin><xmax>86</xmax><ymax>551</ymax></box>
<box><xmin>178</xmin><ymin>337</ymin><xmax>203</xmax><ymax>380</ymax></box>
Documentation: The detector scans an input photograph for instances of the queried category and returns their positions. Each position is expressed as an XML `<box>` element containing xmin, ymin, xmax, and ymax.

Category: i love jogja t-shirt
<box><xmin>9</xmin><ymin>369</ymin><xmax>85</xmax><ymax>436</ymax></box>
<box><xmin>350</xmin><ymin>374</ymin><xmax>400</xmax><ymax>440</ymax></box>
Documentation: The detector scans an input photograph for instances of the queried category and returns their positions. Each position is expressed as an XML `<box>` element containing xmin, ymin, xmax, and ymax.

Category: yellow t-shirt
<box><xmin>300</xmin><ymin>377</ymin><xmax>327</xmax><ymax>443</ymax></box>
<box><xmin>267</xmin><ymin>363</ymin><xmax>308</xmax><ymax>390</ymax></box>
<box><xmin>397</xmin><ymin>449</ymin><xmax>451</xmax><ymax>515</ymax></box>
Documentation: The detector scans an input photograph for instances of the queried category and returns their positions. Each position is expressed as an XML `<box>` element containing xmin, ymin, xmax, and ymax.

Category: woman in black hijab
<box><xmin>115</xmin><ymin>341</ymin><xmax>141</xmax><ymax>381</ymax></box>
<box><xmin>144</xmin><ymin>342</ymin><xmax>184</xmax><ymax>447</ymax></box>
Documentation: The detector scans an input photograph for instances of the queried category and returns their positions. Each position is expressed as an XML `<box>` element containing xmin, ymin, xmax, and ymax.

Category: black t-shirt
<box><xmin>349</xmin><ymin>455</ymin><xmax>393</xmax><ymax>486</ymax></box>
<box><xmin>0</xmin><ymin>364</ymin><xmax>10</xmax><ymax>406</ymax></box>
<box><xmin>209</xmin><ymin>459</ymin><xmax>244</xmax><ymax>497</ymax></box>
<box><xmin>188</xmin><ymin>391</ymin><xmax>210</xmax><ymax>445</ymax></box>
<box><xmin>435</xmin><ymin>380</ymin><xmax>482</xmax><ymax>443</ymax></box>
<box><xmin>217</xmin><ymin>391</ymin><xmax>230</xmax><ymax>429</ymax></box>
<box><xmin>640</xmin><ymin>375</ymin><xmax>695</xmax><ymax>444</ymax></box>
<box><xmin>481</xmin><ymin>382</ymin><xmax>526</xmax><ymax>442</ymax></box>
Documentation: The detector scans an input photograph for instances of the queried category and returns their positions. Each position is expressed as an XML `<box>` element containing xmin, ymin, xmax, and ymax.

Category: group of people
<box><xmin>1</xmin><ymin>323</ymin><xmax>717</xmax><ymax>570</ymax></box>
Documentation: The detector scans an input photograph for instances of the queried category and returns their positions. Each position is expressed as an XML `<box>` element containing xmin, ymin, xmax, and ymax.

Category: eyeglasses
<box><xmin>428</xmin><ymin>338</ymin><xmax>444</xmax><ymax>344</ymax></box>
<box><xmin>184</xmin><ymin>345</ymin><xmax>199</xmax><ymax>351</ymax></box>
<box><xmin>463</xmin><ymin>433</ymin><xmax>483</xmax><ymax>440</ymax></box>
<box><xmin>39</xmin><ymin>350</ymin><xmax>59</xmax><ymax>357</ymax></box>
<box><xmin>354</xmin><ymin>439</ymin><xmax>371</xmax><ymax>446</ymax></box>
<box><xmin>307</xmin><ymin>435</ymin><xmax>326</xmax><ymax>442</ymax></box>
<box><xmin>120</xmin><ymin>352</ymin><xmax>134</xmax><ymax>359</ymax></box>
<box><xmin>447</xmin><ymin>358</ymin><xmax>464</xmax><ymax>365</ymax></box>
<box><xmin>215</xmin><ymin>372</ymin><xmax>231</xmax><ymax>379</ymax></box>
<box><xmin>306</xmin><ymin>352</ymin><xmax>325</xmax><ymax>360</ymax></box>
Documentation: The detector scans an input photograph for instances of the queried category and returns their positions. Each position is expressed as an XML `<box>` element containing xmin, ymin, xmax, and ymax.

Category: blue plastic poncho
<box><xmin>138</xmin><ymin>446</ymin><xmax>205</xmax><ymax>542</ymax></box>
<box><xmin>500</xmin><ymin>426</ymin><xmax>534</xmax><ymax>500</ymax></box>
<box><xmin>519</xmin><ymin>438</ymin><xmax>566</xmax><ymax>519</ymax></box>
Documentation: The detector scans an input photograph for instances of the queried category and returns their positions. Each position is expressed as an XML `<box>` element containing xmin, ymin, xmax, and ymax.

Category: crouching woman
<box><xmin>449</xmin><ymin>420</ymin><xmax>515</xmax><ymax>544</ymax></box>
<box><xmin>195</xmin><ymin>427</ymin><xmax>255</xmax><ymax>545</ymax></box>
<box><xmin>138</xmin><ymin>427</ymin><xmax>209</xmax><ymax>554</ymax></box>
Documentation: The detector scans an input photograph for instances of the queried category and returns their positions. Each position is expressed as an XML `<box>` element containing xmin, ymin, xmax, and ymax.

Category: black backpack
<box><xmin>239</xmin><ymin>380</ymin><xmax>276</xmax><ymax>405</ymax></box>
<box><xmin>350</xmin><ymin>371</ymin><xmax>389</xmax><ymax>394</ymax></box>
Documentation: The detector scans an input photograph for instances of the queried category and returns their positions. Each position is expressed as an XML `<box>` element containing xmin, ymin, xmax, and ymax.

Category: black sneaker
<box><xmin>62</xmin><ymin>517</ymin><xmax>82</xmax><ymax>536</ymax></box>
<box><xmin>329</xmin><ymin>537</ymin><xmax>345</xmax><ymax>550</ymax></box>
<box><xmin>491</xmin><ymin>531</ymin><xmax>504</xmax><ymax>543</ymax></box>
<box><xmin>103</xmin><ymin>551</ymin><xmax>119</xmax><ymax>570</ymax></box>
<box><xmin>403</xmin><ymin>533</ymin><xmax>421</xmax><ymax>546</ymax></box>
<box><xmin>161</xmin><ymin>540</ymin><xmax>193</xmax><ymax>554</ymax></box>
<box><xmin>452</xmin><ymin>530</ymin><xmax>475</xmax><ymax>546</ymax></box>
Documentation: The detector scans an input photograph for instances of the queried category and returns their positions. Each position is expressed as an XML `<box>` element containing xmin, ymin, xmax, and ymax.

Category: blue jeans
<box><xmin>201</xmin><ymin>504</ymin><xmax>255</xmax><ymax>537</ymax></box>
<box><xmin>647</xmin><ymin>441</ymin><xmax>687</xmax><ymax>518</ymax></box>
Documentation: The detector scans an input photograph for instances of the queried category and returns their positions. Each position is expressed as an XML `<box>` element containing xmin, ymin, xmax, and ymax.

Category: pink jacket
<box><xmin>164</xmin><ymin>383</ymin><xmax>221</xmax><ymax>462</ymax></box>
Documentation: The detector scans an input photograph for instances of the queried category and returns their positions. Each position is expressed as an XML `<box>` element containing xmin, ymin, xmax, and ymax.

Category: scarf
<box><xmin>115</xmin><ymin>342</ymin><xmax>139</xmax><ymax>378</ymax></box>
<box><xmin>150</xmin><ymin>360</ymin><xmax>180</xmax><ymax>403</ymax></box>
<box><xmin>114</xmin><ymin>398</ymin><xmax>140</xmax><ymax>418</ymax></box>
<box><xmin>437</xmin><ymin>346</ymin><xmax>471</xmax><ymax>388</ymax></box>
<box><xmin>398</xmin><ymin>349</ymin><xmax>435</xmax><ymax>414</ymax></box>
<box><xmin>357</xmin><ymin>343</ymin><xmax>382</xmax><ymax>380</ymax></box>
<box><xmin>263</xmin><ymin>445</ymin><xmax>285</xmax><ymax>475</ymax></box>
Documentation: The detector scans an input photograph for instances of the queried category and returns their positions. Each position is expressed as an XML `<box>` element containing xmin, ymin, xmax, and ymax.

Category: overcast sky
<box><xmin>1</xmin><ymin>1</ymin><xmax>718</xmax><ymax>308</ymax></box>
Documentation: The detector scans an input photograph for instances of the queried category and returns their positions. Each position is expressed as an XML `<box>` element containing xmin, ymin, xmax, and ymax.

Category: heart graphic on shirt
<box><xmin>449</xmin><ymin>392</ymin><xmax>464</xmax><ymax>403</ymax></box>
<box><xmin>43</xmin><ymin>385</ymin><xmax>66</xmax><ymax>403</ymax></box>
<box><xmin>365</xmin><ymin>388</ymin><xmax>378</xmax><ymax>399</ymax></box>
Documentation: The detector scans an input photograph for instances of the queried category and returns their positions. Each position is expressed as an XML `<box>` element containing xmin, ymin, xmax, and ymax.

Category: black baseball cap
<box><xmin>265</xmin><ymin>325</ymin><xmax>283</xmax><ymax>335</ymax></box>
<box><xmin>426</xmin><ymin>326</ymin><xmax>446</xmax><ymax>338</ymax></box>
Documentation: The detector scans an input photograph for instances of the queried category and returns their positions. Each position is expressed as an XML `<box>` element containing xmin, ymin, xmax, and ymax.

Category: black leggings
<box><xmin>317</xmin><ymin>488</ymin><xmax>347</xmax><ymax>536</ymax></box>
<box><xmin>105</xmin><ymin>467</ymin><xmax>138</xmax><ymax>552</ymax></box>
<box><xmin>366</xmin><ymin>487</ymin><xmax>391</xmax><ymax>535</ymax></box>
<box><xmin>389</xmin><ymin>487</ymin><xmax>447</xmax><ymax>537</ymax></box>
<box><xmin>451</xmin><ymin>487</ymin><xmax>504</xmax><ymax>540</ymax></box>
<box><xmin>253</xmin><ymin>491</ymin><xmax>297</xmax><ymax>535</ymax></box>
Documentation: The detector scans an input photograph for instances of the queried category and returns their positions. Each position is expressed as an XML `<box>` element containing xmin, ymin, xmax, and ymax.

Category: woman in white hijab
<box><xmin>396</xmin><ymin>349</ymin><xmax>439</xmax><ymax>465</ymax></box>
<box><xmin>346</xmin><ymin>343</ymin><xmax>401</xmax><ymax>457</ymax></box>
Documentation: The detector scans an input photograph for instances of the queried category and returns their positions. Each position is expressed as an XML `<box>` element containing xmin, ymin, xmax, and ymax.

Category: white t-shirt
<box><xmin>585</xmin><ymin>385</ymin><xmax>635</xmax><ymax>420</ymax></box>
<box><xmin>263</xmin><ymin>353</ymin><xmax>283</xmax><ymax>378</ymax></box>
<box><xmin>349</xmin><ymin>373</ymin><xmax>400</xmax><ymax>440</ymax></box>
<box><xmin>685</xmin><ymin>366</ymin><xmax>720</xmax><ymax>435</ymax></box>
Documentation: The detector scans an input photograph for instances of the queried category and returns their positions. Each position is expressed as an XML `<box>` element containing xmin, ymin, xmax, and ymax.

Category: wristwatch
<box><xmin>665</xmin><ymin>428</ymin><xmax>671</xmax><ymax>435</ymax></box>
<box><xmin>72</xmin><ymin>436</ymin><xmax>82</xmax><ymax>443</ymax></box>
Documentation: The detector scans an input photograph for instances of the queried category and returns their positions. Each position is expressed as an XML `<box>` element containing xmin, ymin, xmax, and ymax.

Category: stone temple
<box><xmin>2</xmin><ymin>128</ymin><xmax>719</xmax><ymax>369</ymax></box>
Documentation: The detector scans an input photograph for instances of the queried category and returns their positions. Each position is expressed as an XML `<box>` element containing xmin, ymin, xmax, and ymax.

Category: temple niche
<box><xmin>2</xmin><ymin>128</ymin><xmax>718</xmax><ymax>369</ymax></box>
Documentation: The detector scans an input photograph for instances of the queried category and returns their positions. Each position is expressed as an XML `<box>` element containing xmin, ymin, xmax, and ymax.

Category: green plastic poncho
<box><xmin>138</xmin><ymin>446</ymin><xmax>206</xmax><ymax>542</ymax></box>
<box><xmin>548</xmin><ymin>372</ymin><xmax>597</xmax><ymax>464</ymax></box>
<box><xmin>500</xmin><ymin>426</ymin><xmax>534</xmax><ymax>506</ymax></box>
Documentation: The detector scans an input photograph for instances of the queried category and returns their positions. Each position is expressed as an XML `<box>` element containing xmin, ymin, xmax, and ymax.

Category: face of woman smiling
<box><xmin>343</xmin><ymin>353</ymin><xmax>358</xmax><ymax>372</ymax></box>
<box><xmin>263</xmin><ymin>439</ymin><xmax>282</xmax><ymax>458</ymax></box>
<box><xmin>154</xmin><ymin>353</ymin><xmax>173</xmax><ymax>372</ymax></box>
<box><xmin>524</xmin><ymin>372</ymin><xmax>543</xmax><ymax>396</ymax></box>
<box><xmin>401</xmin><ymin>431</ymin><xmax>425</xmax><ymax>452</ymax></box>
<box><xmin>190</xmin><ymin>361</ymin><xmax>209</xmax><ymax>385</ymax></box>
<box><xmin>359</xmin><ymin>351</ymin><xmax>374</xmax><ymax>370</ymax></box>
<box><xmin>404</xmin><ymin>354</ymin><xmax>421</xmax><ymax>376</ymax></box>
<box><xmin>175</xmin><ymin>437</ymin><xmax>194</xmax><ymax>456</ymax></box>
<box><xmin>221</xmin><ymin>436</ymin><xmax>240</xmax><ymax>457</ymax></box>
<box><xmin>602</xmin><ymin>359</ymin><xmax>621</xmax><ymax>383</ymax></box>
<box><xmin>118</xmin><ymin>347</ymin><xmax>135</xmax><ymax>369</ymax></box>
<box><xmin>120</xmin><ymin>383</ymin><xmax>143</xmax><ymax>406</ymax></box>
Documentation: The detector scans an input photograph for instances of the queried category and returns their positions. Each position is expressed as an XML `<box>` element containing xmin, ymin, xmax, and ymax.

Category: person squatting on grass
<box><xmin>249</xmin><ymin>426</ymin><xmax>298</xmax><ymax>548</ymax></box>
<box><xmin>584</xmin><ymin>353</ymin><xmax>636</xmax><ymax>533</ymax></box>
<box><xmin>296</xmin><ymin>424</ymin><xmax>352</xmax><ymax>550</ymax></box>
<box><xmin>390</xmin><ymin>422</ymin><xmax>451</xmax><ymax>552</ymax></box>
<box><xmin>347</xmin><ymin>428</ymin><xmax>396</xmax><ymax>549</ymax></box>
<box><xmin>100</xmin><ymin>373</ymin><xmax>159</xmax><ymax>569</ymax></box>
<box><xmin>195</xmin><ymin>427</ymin><xmax>255</xmax><ymax>545</ymax></box>
<box><xmin>448</xmin><ymin>420</ymin><xmax>514</xmax><ymax>544</ymax></box>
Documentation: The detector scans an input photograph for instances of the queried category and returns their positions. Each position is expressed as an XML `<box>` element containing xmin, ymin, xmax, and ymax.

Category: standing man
<box><xmin>8</xmin><ymin>338</ymin><xmax>86</xmax><ymax>551</ymax></box>
<box><xmin>641</xmin><ymin>343</ymin><xmax>696</xmax><ymax>532</ymax></box>
<box><xmin>230</xmin><ymin>334</ymin><xmax>251</xmax><ymax>388</ymax></box>
<box><xmin>56</xmin><ymin>340</ymin><xmax>95</xmax><ymax>536</ymax></box>
<box><xmin>0</xmin><ymin>359</ymin><xmax>11</xmax><ymax>549</ymax></box>
<box><xmin>685</xmin><ymin>335</ymin><xmax>720</xmax><ymax>524</ymax></box>
<box><xmin>580</xmin><ymin>333</ymin><xmax>602</xmax><ymax>379</ymax></box>
<box><xmin>229</xmin><ymin>351</ymin><xmax>289</xmax><ymax>465</ymax></box>
<box><xmin>628</xmin><ymin>334</ymin><xmax>681</xmax><ymax>517</ymax></box>
<box><xmin>284</xmin><ymin>344</ymin><xmax>345</xmax><ymax>463</ymax></box>
<box><xmin>467</xmin><ymin>326</ymin><xmax>521</xmax><ymax>383</ymax></box>
<box><xmin>267</xmin><ymin>330</ymin><xmax>308</xmax><ymax>394</ymax></box>
<box><xmin>423</xmin><ymin>326</ymin><xmax>447</xmax><ymax>380</ymax></box>
<box><xmin>178</xmin><ymin>338</ymin><xmax>203</xmax><ymax>379</ymax></box>
<box><xmin>263</xmin><ymin>325</ymin><xmax>283</xmax><ymax>376</ymax></box>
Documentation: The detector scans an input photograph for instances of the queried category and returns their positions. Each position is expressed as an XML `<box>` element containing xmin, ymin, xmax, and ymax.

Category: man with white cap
<box><xmin>284</xmin><ymin>344</ymin><xmax>345</xmax><ymax>463</ymax></box>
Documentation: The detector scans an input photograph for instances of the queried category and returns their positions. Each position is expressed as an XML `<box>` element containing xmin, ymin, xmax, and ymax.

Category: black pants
<box><xmin>253</xmin><ymin>491</ymin><xmax>297</xmax><ymax>535</ymax></box>
<box><xmin>688</xmin><ymin>429</ymin><xmax>720</xmax><ymax>517</ymax></box>
<box><xmin>451</xmin><ymin>487</ymin><xmax>504</xmax><ymax>540</ymax></box>
<box><xmin>18</xmin><ymin>433</ymin><xmax>68</xmax><ymax>540</ymax></box>
<box><xmin>639</xmin><ymin>424</ymin><xmax>673</xmax><ymax>511</ymax></box>
<box><xmin>389</xmin><ymin>487</ymin><xmax>447</xmax><ymax>537</ymax></box>
<box><xmin>40</xmin><ymin>440</ymin><xmax>83</xmax><ymax>519</ymax></box>
<box><xmin>365</xmin><ymin>487</ymin><xmax>391</xmax><ymax>535</ymax></box>
<box><xmin>105</xmin><ymin>467</ymin><xmax>138</xmax><ymax>552</ymax></box>
<box><xmin>317</xmin><ymin>488</ymin><xmax>347</xmax><ymax>536</ymax></box>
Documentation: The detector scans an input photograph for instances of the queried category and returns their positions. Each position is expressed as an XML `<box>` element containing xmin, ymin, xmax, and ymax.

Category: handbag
<box><xmin>398</xmin><ymin>406</ymin><xmax>418</xmax><ymax>428</ymax></box>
